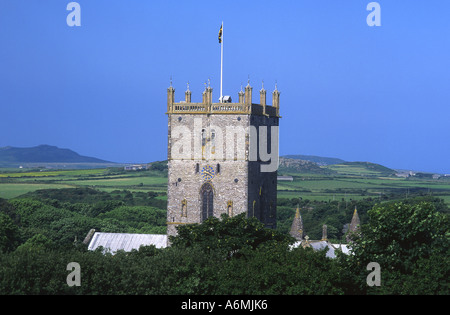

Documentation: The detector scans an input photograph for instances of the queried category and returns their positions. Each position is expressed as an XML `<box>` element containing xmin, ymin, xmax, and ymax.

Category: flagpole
<box><xmin>220</xmin><ymin>21</ymin><xmax>223</xmax><ymax>103</ymax></box>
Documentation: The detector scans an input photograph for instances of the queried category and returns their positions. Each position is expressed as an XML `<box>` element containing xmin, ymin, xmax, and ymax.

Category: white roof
<box><xmin>88</xmin><ymin>232</ymin><xmax>167</xmax><ymax>253</ymax></box>
<box><xmin>291</xmin><ymin>240</ymin><xmax>351</xmax><ymax>258</ymax></box>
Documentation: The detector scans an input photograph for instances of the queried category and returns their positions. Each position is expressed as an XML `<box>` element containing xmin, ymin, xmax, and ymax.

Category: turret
<box><xmin>185</xmin><ymin>82</ymin><xmax>191</xmax><ymax>103</ymax></box>
<box><xmin>202</xmin><ymin>80</ymin><xmax>213</xmax><ymax>105</ymax></box>
<box><xmin>260</xmin><ymin>81</ymin><xmax>266</xmax><ymax>115</ymax></box>
<box><xmin>272</xmin><ymin>83</ymin><xmax>280</xmax><ymax>116</ymax></box>
<box><xmin>167</xmin><ymin>80</ymin><xmax>175</xmax><ymax>112</ymax></box>
<box><xmin>245</xmin><ymin>81</ymin><xmax>252</xmax><ymax>106</ymax></box>
<box><xmin>238</xmin><ymin>85</ymin><xmax>245</xmax><ymax>104</ymax></box>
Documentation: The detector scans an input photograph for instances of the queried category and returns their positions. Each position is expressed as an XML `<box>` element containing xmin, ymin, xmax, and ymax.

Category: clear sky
<box><xmin>0</xmin><ymin>1</ymin><xmax>449</xmax><ymax>173</ymax></box>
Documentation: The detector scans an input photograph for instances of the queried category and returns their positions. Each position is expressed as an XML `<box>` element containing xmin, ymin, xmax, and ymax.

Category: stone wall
<box><xmin>166</xmin><ymin>98</ymin><xmax>280</xmax><ymax>238</ymax></box>
<box><xmin>167</xmin><ymin>113</ymin><xmax>250</xmax><ymax>238</ymax></box>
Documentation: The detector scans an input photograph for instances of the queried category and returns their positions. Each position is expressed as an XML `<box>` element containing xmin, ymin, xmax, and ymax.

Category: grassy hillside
<box><xmin>278</xmin><ymin>157</ymin><xmax>336</xmax><ymax>175</ymax></box>
<box><xmin>325</xmin><ymin>161</ymin><xmax>396</xmax><ymax>177</ymax></box>
<box><xmin>282</xmin><ymin>154</ymin><xmax>345</xmax><ymax>166</ymax></box>
<box><xmin>0</xmin><ymin>167</ymin><xmax>167</xmax><ymax>199</ymax></box>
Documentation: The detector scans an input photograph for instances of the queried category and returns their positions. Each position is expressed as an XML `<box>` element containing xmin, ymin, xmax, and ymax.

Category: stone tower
<box><xmin>166</xmin><ymin>80</ymin><xmax>280</xmax><ymax>238</ymax></box>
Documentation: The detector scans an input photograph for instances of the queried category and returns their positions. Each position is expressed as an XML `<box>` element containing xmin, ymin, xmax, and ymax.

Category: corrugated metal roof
<box><xmin>88</xmin><ymin>232</ymin><xmax>167</xmax><ymax>253</ymax></box>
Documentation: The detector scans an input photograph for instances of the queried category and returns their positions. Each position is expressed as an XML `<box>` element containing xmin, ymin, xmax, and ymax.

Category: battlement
<box><xmin>167</xmin><ymin>82</ymin><xmax>280</xmax><ymax>117</ymax></box>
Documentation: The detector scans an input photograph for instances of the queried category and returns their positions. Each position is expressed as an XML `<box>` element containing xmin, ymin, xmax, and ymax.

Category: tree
<box><xmin>0</xmin><ymin>212</ymin><xmax>19</xmax><ymax>253</ymax></box>
<box><xmin>340</xmin><ymin>201</ymin><xmax>450</xmax><ymax>294</ymax></box>
<box><xmin>170</xmin><ymin>213</ymin><xmax>295</xmax><ymax>257</ymax></box>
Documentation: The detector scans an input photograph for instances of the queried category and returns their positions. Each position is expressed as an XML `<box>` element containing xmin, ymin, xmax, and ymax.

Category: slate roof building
<box><xmin>289</xmin><ymin>207</ymin><xmax>358</xmax><ymax>258</ymax></box>
<box><xmin>86</xmin><ymin>231</ymin><xmax>167</xmax><ymax>254</ymax></box>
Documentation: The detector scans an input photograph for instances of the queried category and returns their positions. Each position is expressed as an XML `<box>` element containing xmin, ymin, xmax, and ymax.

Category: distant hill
<box><xmin>282</xmin><ymin>154</ymin><xmax>346</xmax><ymax>166</ymax></box>
<box><xmin>325</xmin><ymin>161</ymin><xmax>396</xmax><ymax>176</ymax></box>
<box><xmin>0</xmin><ymin>145</ymin><xmax>113</xmax><ymax>166</ymax></box>
<box><xmin>278</xmin><ymin>157</ymin><xmax>336</xmax><ymax>175</ymax></box>
<box><xmin>279</xmin><ymin>155</ymin><xmax>396</xmax><ymax>176</ymax></box>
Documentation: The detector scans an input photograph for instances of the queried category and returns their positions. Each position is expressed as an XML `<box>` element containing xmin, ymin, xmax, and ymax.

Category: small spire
<box><xmin>208</xmin><ymin>77</ymin><xmax>211</xmax><ymax>88</ymax></box>
<box><xmin>186</xmin><ymin>81</ymin><xmax>190</xmax><ymax>92</ymax></box>
<box><xmin>322</xmin><ymin>224</ymin><xmax>328</xmax><ymax>241</ymax></box>
<box><xmin>247</xmin><ymin>75</ymin><xmax>250</xmax><ymax>87</ymax></box>
<box><xmin>261</xmin><ymin>80</ymin><xmax>265</xmax><ymax>91</ymax></box>
<box><xmin>170</xmin><ymin>75</ymin><xmax>173</xmax><ymax>87</ymax></box>
<box><xmin>274</xmin><ymin>80</ymin><xmax>278</xmax><ymax>91</ymax></box>
<box><xmin>350</xmin><ymin>207</ymin><xmax>361</xmax><ymax>230</ymax></box>
<box><xmin>290</xmin><ymin>205</ymin><xmax>304</xmax><ymax>241</ymax></box>
<box><xmin>347</xmin><ymin>206</ymin><xmax>361</xmax><ymax>243</ymax></box>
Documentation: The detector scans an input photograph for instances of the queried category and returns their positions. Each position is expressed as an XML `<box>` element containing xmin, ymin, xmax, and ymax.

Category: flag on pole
<box><xmin>218</xmin><ymin>24</ymin><xmax>223</xmax><ymax>43</ymax></box>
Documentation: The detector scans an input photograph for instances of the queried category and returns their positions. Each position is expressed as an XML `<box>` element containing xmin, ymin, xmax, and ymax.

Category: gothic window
<box><xmin>201</xmin><ymin>129</ymin><xmax>206</xmax><ymax>159</ymax></box>
<box><xmin>211</xmin><ymin>129</ymin><xmax>216</xmax><ymax>154</ymax></box>
<box><xmin>181</xmin><ymin>199</ymin><xmax>187</xmax><ymax>217</ymax></box>
<box><xmin>227</xmin><ymin>201</ymin><xmax>233</xmax><ymax>217</ymax></box>
<box><xmin>201</xmin><ymin>183</ymin><xmax>214</xmax><ymax>222</ymax></box>
<box><xmin>201</xmin><ymin>129</ymin><xmax>206</xmax><ymax>147</ymax></box>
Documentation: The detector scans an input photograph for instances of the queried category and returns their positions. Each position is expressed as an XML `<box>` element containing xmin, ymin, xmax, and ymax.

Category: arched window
<box><xmin>181</xmin><ymin>199</ymin><xmax>187</xmax><ymax>217</ymax></box>
<box><xmin>227</xmin><ymin>200</ymin><xmax>233</xmax><ymax>217</ymax></box>
<box><xmin>201</xmin><ymin>182</ymin><xmax>214</xmax><ymax>222</ymax></box>
<box><xmin>211</xmin><ymin>129</ymin><xmax>216</xmax><ymax>154</ymax></box>
<box><xmin>201</xmin><ymin>129</ymin><xmax>206</xmax><ymax>159</ymax></box>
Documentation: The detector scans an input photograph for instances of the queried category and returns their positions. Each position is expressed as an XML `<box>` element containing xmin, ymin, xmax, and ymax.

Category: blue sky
<box><xmin>0</xmin><ymin>1</ymin><xmax>449</xmax><ymax>173</ymax></box>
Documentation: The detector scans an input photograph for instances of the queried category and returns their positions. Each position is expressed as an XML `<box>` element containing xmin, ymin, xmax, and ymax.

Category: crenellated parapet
<box><xmin>167</xmin><ymin>80</ymin><xmax>280</xmax><ymax>117</ymax></box>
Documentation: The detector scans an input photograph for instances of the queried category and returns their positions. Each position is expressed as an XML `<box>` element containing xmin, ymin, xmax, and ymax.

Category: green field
<box><xmin>1</xmin><ymin>165</ymin><xmax>450</xmax><ymax>206</ymax></box>
<box><xmin>0</xmin><ymin>168</ymin><xmax>167</xmax><ymax>199</ymax></box>
<box><xmin>0</xmin><ymin>183</ymin><xmax>75</xmax><ymax>199</ymax></box>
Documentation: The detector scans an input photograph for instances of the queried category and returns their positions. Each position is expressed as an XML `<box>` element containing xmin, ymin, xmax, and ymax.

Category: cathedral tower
<box><xmin>166</xmin><ymin>81</ymin><xmax>281</xmax><ymax>238</ymax></box>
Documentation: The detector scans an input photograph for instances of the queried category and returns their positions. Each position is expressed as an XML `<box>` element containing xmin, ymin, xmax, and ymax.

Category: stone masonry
<box><xmin>166</xmin><ymin>81</ymin><xmax>280</xmax><ymax>239</ymax></box>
